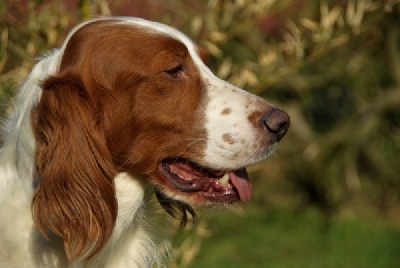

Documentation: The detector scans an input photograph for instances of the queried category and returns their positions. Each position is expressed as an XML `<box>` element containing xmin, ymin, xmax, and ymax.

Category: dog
<box><xmin>0</xmin><ymin>17</ymin><xmax>289</xmax><ymax>267</ymax></box>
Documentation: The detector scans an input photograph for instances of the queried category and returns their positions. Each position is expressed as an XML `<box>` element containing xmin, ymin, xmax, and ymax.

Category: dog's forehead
<box><xmin>119</xmin><ymin>17</ymin><xmax>209</xmax><ymax>72</ymax></box>
<box><xmin>62</xmin><ymin>17</ymin><xmax>207</xmax><ymax>69</ymax></box>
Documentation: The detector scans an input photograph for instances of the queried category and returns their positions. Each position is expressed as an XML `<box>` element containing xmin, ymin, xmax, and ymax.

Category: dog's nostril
<box><xmin>262</xmin><ymin>108</ymin><xmax>290</xmax><ymax>141</ymax></box>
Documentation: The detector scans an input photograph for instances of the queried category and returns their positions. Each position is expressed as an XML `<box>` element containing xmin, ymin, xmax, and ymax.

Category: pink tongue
<box><xmin>229</xmin><ymin>169</ymin><xmax>252</xmax><ymax>202</ymax></box>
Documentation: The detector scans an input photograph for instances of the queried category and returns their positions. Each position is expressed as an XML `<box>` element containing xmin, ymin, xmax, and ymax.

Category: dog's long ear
<box><xmin>31</xmin><ymin>74</ymin><xmax>117</xmax><ymax>261</ymax></box>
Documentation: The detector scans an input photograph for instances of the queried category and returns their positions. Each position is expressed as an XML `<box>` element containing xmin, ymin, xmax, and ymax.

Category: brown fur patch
<box><xmin>247</xmin><ymin>110</ymin><xmax>263</xmax><ymax>129</ymax></box>
<box><xmin>31</xmin><ymin>19</ymin><xmax>207</xmax><ymax>261</ymax></box>
<box><xmin>221</xmin><ymin>108</ymin><xmax>231</xmax><ymax>115</ymax></box>
<box><xmin>222</xmin><ymin>133</ymin><xmax>235</xmax><ymax>144</ymax></box>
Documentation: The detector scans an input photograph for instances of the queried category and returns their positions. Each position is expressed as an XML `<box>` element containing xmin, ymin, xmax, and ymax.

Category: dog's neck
<box><xmin>81</xmin><ymin>172</ymin><xmax>171</xmax><ymax>267</ymax></box>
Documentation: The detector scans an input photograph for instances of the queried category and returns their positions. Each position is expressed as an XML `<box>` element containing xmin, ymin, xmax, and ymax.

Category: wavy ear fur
<box><xmin>31</xmin><ymin>74</ymin><xmax>118</xmax><ymax>261</ymax></box>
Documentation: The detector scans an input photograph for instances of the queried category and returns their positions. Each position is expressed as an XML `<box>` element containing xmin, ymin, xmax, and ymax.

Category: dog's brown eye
<box><xmin>165</xmin><ymin>64</ymin><xmax>183</xmax><ymax>78</ymax></box>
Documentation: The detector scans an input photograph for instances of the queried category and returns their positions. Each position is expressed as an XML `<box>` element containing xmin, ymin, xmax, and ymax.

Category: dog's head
<box><xmin>31</xmin><ymin>17</ymin><xmax>289</xmax><ymax>261</ymax></box>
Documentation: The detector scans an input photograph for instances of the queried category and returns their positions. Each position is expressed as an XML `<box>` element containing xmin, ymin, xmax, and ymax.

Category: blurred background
<box><xmin>1</xmin><ymin>0</ymin><xmax>400</xmax><ymax>267</ymax></box>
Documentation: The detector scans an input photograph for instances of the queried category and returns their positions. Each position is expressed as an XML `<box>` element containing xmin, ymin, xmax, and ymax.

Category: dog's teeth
<box><xmin>220</xmin><ymin>173</ymin><xmax>229</xmax><ymax>185</ymax></box>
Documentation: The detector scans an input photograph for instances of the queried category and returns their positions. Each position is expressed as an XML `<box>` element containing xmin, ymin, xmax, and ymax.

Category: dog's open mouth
<box><xmin>160</xmin><ymin>158</ymin><xmax>252</xmax><ymax>203</ymax></box>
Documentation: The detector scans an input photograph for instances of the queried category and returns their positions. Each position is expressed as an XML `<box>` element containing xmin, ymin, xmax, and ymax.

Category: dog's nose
<box><xmin>262</xmin><ymin>108</ymin><xmax>290</xmax><ymax>141</ymax></box>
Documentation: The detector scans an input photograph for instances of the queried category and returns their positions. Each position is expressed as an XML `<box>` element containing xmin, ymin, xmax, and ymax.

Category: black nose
<box><xmin>262</xmin><ymin>108</ymin><xmax>290</xmax><ymax>141</ymax></box>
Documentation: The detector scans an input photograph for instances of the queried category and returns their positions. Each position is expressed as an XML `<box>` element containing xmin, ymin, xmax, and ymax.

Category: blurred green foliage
<box><xmin>190</xmin><ymin>208</ymin><xmax>400</xmax><ymax>268</ymax></box>
<box><xmin>1</xmin><ymin>0</ymin><xmax>400</xmax><ymax>267</ymax></box>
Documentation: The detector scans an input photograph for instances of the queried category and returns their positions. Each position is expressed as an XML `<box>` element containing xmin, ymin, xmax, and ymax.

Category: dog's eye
<box><xmin>165</xmin><ymin>64</ymin><xmax>183</xmax><ymax>79</ymax></box>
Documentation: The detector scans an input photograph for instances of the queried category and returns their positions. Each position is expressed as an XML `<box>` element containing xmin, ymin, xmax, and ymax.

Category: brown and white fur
<box><xmin>0</xmin><ymin>17</ymin><xmax>289</xmax><ymax>267</ymax></box>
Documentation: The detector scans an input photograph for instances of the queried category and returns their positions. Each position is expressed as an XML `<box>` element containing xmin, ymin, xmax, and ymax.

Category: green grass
<box><xmin>189</xmin><ymin>208</ymin><xmax>400</xmax><ymax>268</ymax></box>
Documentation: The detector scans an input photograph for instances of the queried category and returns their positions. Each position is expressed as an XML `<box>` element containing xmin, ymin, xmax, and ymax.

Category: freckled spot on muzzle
<box><xmin>220</xmin><ymin>108</ymin><xmax>231</xmax><ymax>115</ymax></box>
<box><xmin>247</xmin><ymin>110</ymin><xmax>264</xmax><ymax>129</ymax></box>
<box><xmin>222</xmin><ymin>133</ymin><xmax>235</xmax><ymax>145</ymax></box>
